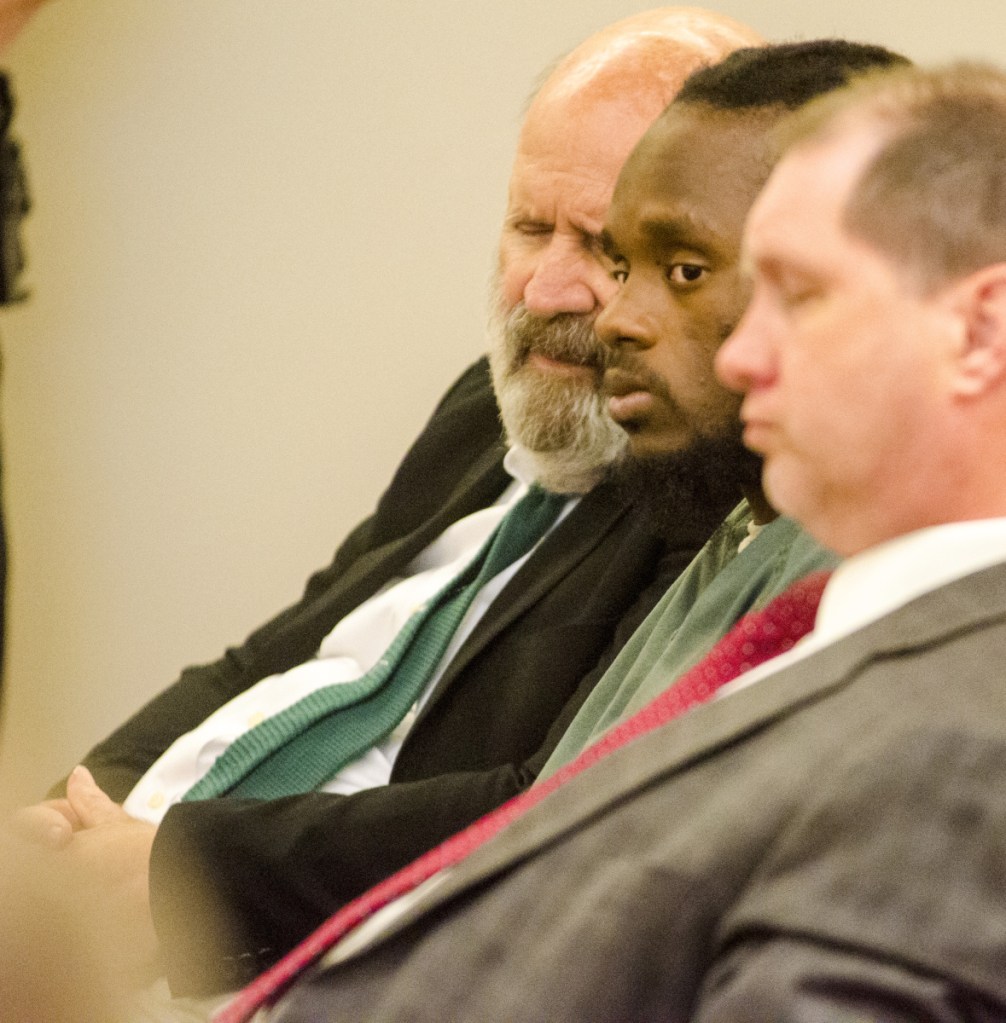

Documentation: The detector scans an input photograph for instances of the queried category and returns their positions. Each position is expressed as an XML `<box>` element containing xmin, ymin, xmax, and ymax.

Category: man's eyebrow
<box><xmin>637</xmin><ymin>211</ymin><xmax>719</xmax><ymax>249</ymax></box>
<box><xmin>598</xmin><ymin>229</ymin><xmax>620</xmax><ymax>260</ymax></box>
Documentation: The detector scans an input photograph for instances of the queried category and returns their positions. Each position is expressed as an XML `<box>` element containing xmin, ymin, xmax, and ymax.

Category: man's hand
<box><xmin>63</xmin><ymin>763</ymin><xmax>132</xmax><ymax>829</ymax></box>
<box><xmin>13</xmin><ymin>763</ymin><xmax>115</xmax><ymax>847</ymax></box>
<box><xmin>13</xmin><ymin>795</ymin><xmax>81</xmax><ymax>848</ymax></box>
<box><xmin>44</xmin><ymin>766</ymin><xmax>162</xmax><ymax>986</ymax></box>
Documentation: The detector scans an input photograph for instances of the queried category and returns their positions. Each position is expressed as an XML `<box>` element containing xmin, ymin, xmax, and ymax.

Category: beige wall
<box><xmin>1</xmin><ymin>0</ymin><xmax>1004</xmax><ymax>802</ymax></box>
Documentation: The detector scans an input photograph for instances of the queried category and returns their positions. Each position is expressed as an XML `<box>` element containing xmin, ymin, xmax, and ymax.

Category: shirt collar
<box><xmin>815</xmin><ymin>517</ymin><xmax>1006</xmax><ymax>646</ymax></box>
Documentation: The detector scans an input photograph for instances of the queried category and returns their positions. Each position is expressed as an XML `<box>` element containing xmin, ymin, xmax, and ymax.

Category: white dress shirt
<box><xmin>124</xmin><ymin>448</ymin><xmax>574</xmax><ymax>824</ymax></box>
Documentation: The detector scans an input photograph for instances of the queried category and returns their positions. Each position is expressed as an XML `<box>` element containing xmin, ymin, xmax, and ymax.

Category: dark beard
<box><xmin>608</xmin><ymin>433</ymin><xmax>763</xmax><ymax>541</ymax></box>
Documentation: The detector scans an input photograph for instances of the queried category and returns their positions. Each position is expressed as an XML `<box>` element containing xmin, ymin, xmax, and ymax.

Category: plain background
<box><xmin>0</xmin><ymin>0</ymin><xmax>1004</xmax><ymax>803</ymax></box>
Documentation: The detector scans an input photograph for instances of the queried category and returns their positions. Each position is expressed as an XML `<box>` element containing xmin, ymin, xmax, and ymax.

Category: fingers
<box><xmin>65</xmin><ymin>765</ymin><xmax>128</xmax><ymax>829</ymax></box>
<box><xmin>15</xmin><ymin>767</ymin><xmax>130</xmax><ymax>850</ymax></box>
<box><xmin>11</xmin><ymin>802</ymin><xmax>75</xmax><ymax>848</ymax></box>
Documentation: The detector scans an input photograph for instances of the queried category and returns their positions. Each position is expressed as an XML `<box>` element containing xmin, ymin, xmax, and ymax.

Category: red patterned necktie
<box><xmin>214</xmin><ymin>569</ymin><xmax>832</xmax><ymax>1023</ymax></box>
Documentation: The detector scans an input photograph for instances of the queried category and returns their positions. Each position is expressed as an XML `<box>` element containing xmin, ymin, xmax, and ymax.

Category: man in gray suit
<box><xmin>222</xmin><ymin>53</ymin><xmax>1006</xmax><ymax>1023</ymax></box>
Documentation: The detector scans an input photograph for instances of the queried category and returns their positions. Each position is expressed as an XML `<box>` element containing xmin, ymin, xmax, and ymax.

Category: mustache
<box><xmin>603</xmin><ymin>349</ymin><xmax>675</xmax><ymax>403</ymax></box>
<box><xmin>503</xmin><ymin>305</ymin><xmax>613</xmax><ymax>373</ymax></box>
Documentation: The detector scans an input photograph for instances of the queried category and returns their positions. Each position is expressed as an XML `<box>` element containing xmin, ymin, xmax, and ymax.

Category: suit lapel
<box><xmin>416</xmin><ymin>482</ymin><xmax>631</xmax><ymax>714</ymax></box>
<box><xmin>362</xmin><ymin>559</ymin><xmax>1006</xmax><ymax>945</ymax></box>
<box><xmin>297</xmin><ymin>445</ymin><xmax>510</xmax><ymax>636</ymax></box>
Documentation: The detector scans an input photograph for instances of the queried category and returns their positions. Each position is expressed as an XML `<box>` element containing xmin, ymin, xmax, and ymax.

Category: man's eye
<box><xmin>770</xmin><ymin>269</ymin><xmax>823</xmax><ymax>309</ymax></box>
<box><xmin>666</xmin><ymin>264</ymin><xmax>707</xmax><ymax>285</ymax></box>
<box><xmin>513</xmin><ymin>221</ymin><xmax>553</xmax><ymax>237</ymax></box>
<box><xmin>610</xmin><ymin>266</ymin><xmax>628</xmax><ymax>284</ymax></box>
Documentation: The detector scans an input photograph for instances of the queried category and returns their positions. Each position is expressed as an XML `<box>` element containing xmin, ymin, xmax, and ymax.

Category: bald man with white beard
<box><xmin>13</xmin><ymin>8</ymin><xmax>762</xmax><ymax>1012</ymax></box>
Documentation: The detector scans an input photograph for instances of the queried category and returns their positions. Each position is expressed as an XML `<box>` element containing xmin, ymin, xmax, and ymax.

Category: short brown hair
<box><xmin>782</xmin><ymin>62</ymin><xmax>1006</xmax><ymax>293</ymax></box>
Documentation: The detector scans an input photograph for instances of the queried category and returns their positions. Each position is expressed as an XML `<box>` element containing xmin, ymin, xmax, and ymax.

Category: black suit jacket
<box><xmin>74</xmin><ymin>358</ymin><xmax>727</xmax><ymax>994</ymax></box>
<box><xmin>270</xmin><ymin>559</ymin><xmax>1006</xmax><ymax>1023</ymax></box>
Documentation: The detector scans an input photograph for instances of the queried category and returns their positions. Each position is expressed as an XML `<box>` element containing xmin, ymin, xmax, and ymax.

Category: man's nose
<box><xmin>523</xmin><ymin>237</ymin><xmax>615</xmax><ymax>317</ymax></box>
<box><xmin>715</xmin><ymin>301</ymin><xmax>775</xmax><ymax>393</ymax></box>
<box><xmin>595</xmin><ymin>282</ymin><xmax>654</xmax><ymax>354</ymax></box>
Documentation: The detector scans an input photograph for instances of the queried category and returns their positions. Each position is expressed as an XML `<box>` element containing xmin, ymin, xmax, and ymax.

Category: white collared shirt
<box><xmin>124</xmin><ymin>448</ymin><xmax>575</xmax><ymax>824</ymax></box>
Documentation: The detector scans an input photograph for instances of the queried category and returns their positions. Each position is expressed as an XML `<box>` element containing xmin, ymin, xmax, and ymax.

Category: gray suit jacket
<box><xmin>271</xmin><ymin>559</ymin><xmax>1006</xmax><ymax>1021</ymax></box>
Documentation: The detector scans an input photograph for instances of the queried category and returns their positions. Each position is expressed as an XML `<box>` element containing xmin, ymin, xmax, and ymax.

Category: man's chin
<box><xmin>498</xmin><ymin>370</ymin><xmax>611</xmax><ymax>450</ymax></box>
<box><xmin>620</xmin><ymin>429</ymin><xmax>692</xmax><ymax>464</ymax></box>
<box><xmin>608</xmin><ymin>437</ymin><xmax>761</xmax><ymax>538</ymax></box>
<box><xmin>494</xmin><ymin>375</ymin><xmax>629</xmax><ymax>493</ymax></box>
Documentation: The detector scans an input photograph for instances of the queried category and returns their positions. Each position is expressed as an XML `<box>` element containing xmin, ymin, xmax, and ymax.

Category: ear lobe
<box><xmin>951</xmin><ymin>264</ymin><xmax>1006</xmax><ymax>399</ymax></box>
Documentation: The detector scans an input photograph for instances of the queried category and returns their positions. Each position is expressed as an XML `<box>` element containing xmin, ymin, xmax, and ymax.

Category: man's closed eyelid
<box><xmin>512</xmin><ymin>220</ymin><xmax>553</xmax><ymax>236</ymax></box>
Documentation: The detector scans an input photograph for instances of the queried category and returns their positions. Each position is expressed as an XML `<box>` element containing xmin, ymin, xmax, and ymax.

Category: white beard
<box><xmin>487</xmin><ymin>293</ymin><xmax>627</xmax><ymax>495</ymax></box>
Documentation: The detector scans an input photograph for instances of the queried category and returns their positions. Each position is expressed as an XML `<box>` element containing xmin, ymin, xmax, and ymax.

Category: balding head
<box><xmin>537</xmin><ymin>7</ymin><xmax>763</xmax><ymax>114</ymax></box>
<box><xmin>491</xmin><ymin>7</ymin><xmax>761</xmax><ymax>493</ymax></box>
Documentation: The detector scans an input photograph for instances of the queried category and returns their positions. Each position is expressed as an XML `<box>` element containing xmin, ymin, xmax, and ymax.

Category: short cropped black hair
<box><xmin>676</xmin><ymin>39</ymin><xmax>910</xmax><ymax>111</ymax></box>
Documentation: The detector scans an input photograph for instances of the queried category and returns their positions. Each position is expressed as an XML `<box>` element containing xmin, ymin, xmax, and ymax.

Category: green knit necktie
<box><xmin>182</xmin><ymin>485</ymin><xmax>565</xmax><ymax>802</ymax></box>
